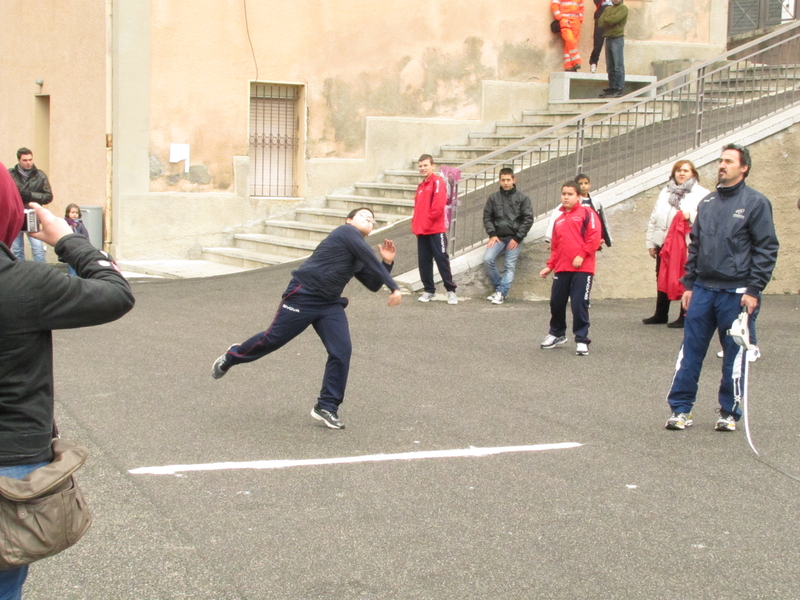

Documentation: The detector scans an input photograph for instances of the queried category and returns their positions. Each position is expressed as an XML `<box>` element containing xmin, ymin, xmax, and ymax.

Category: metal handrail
<box><xmin>448</xmin><ymin>20</ymin><xmax>800</xmax><ymax>257</ymax></box>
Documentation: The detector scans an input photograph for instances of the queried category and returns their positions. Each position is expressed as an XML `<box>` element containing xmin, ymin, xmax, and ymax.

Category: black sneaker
<box><xmin>211</xmin><ymin>345</ymin><xmax>235</xmax><ymax>379</ymax></box>
<box><xmin>311</xmin><ymin>405</ymin><xmax>345</xmax><ymax>429</ymax></box>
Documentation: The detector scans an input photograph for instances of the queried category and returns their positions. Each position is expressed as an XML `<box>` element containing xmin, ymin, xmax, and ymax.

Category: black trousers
<box><xmin>589</xmin><ymin>21</ymin><xmax>605</xmax><ymax>65</ymax></box>
<box><xmin>549</xmin><ymin>271</ymin><xmax>592</xmax><ymax>344</ymax></box>
<box><xmin>417</xmin><ymin>233</ymin><xmax>457</xmax><ymax>294</ymax></box>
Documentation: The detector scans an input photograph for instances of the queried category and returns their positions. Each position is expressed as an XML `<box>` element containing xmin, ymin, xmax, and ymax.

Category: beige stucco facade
<box><xmin>1</xmin><ymin>0</ymin><xmax>732</xmax><ymax>261</ymax></box>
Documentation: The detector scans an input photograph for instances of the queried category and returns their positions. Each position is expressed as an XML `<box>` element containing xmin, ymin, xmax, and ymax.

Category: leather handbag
<box><xmin>0</xmin><ymin>439</ymin><xmax>93</xmax><ymax>569</ymax></box>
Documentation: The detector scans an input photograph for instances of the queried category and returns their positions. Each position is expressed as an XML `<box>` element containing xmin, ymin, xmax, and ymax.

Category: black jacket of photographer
<box><xmin>0</xmin><ymin>235</ymin><xmax>135</xmax><ymax>466</ymax></box>
<box><xmin>8</xmin><ymin>164</ymin><xmax>53</xmax><ymax>207</ymax></box>
<box><xmin>482</xmin><ymin>185</ymin><xmax>534</xmax><ymax>244</ymax></box>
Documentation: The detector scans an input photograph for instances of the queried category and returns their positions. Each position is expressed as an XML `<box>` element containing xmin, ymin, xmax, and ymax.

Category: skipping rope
<box><xmin>731</xmin><ymin>310</ymin><xmax>800</xmax><ymax>483</ymax></box>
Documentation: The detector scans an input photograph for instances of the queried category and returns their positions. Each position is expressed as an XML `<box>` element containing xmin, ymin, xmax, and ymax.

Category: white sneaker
<box><xmin>590</xmin><ymin>64</ymin><xmax>597</xmax><ymax>73</ymax></box>
<box><xmin>491</xmin><ymin>293</ymin><xmax>505</xmax><ymax>305</ymax></box>
<box><xmin>447</xmin><ymin>291</ymin><xmax>458</xmax><ymax>305</ymax></box>
<box><xmin>487</xmin><ymin>291</ymin><xmax>499</xmax><ymax>301</ymax></box>
<box><xmin>418</xmin><ymin>292</ymin><xmax>435</xmax><ymax>303</ymax></box>
<box><xmin>540</xmin><ymin>334</ymin><xmax>567</xmax><ymax>349</ymax></box>
<box><xmin>575</xmin><ymin>342</ymin><xmax>589</xmax><ymax>356</ymax></box>
<box><xmin>717</xmin><ymin>350</ymin><xmax>724</xmax><ymax>358</ymax></box>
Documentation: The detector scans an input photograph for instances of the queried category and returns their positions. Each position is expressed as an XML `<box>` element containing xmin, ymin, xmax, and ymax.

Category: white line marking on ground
<box><xmin>129</xmin><ymin>442</ymin><xmax>582</xmax><ymax>476</ymax></box>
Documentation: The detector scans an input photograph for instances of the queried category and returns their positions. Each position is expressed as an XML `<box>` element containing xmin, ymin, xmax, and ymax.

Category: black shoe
<box><xmin>642</xmin><ymin>315</ymin><xmax>668</xmax><ymax>325</ymax></box>
<box><xmin>611</xmin><ymin>90</ymin><xmax>624</xmax><ymax>98</ymax></box>
<box><xmin>311</xmin><ymin>405</ymin><xmax>345</xmax><ymax>429</ymax></box>
<box><xmin>667</xmin><ymin>316</ymin><xmax>685</xmax><ymax>329</ymax></box>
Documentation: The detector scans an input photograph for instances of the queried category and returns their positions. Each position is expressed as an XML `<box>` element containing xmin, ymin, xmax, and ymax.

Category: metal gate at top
<box><xmin>729</xmin><ymin>0</ymin><xmax>797</xmax><ymax>36</ymax></box>
<box><xmin>249</xmin><ymin>83</ymin><xmax>299</xmax><ymax>197</ymax></box>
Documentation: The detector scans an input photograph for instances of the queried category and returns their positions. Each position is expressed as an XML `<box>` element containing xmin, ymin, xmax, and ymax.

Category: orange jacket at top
<box><xmin>551</xmin><ymin>0</ymin><xmax>584</xmax><ymax>20</ymax></box>
<box><xmin>552</xmin><ymin>0</ymin><xmax>585</xmax><ymax>70</ymax></box>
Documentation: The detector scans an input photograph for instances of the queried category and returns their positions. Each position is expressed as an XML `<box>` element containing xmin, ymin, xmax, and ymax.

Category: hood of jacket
<box><xmin>0</xmin><ymin>163</ymin><xmax>23</xmax><ymax>246</ymax></box>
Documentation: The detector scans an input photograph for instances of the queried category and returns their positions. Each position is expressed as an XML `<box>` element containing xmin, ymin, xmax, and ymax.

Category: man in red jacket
<box><xmin>412</xmin><ymin>154</ymin><xmax>458</xmax><ymax>304</ymax></box>
<box><xmin>539</xmin><ymin>181</ymin><xmax>601</xmax><ymax>355</ymax></box>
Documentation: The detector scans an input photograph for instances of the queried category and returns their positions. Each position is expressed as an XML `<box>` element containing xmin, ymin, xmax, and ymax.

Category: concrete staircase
<box><xmin>200</xmin><ymin>99</ymin><xmax>654</xmax><ymax>269</ymax></box>
<box><xmin>200</xmin><ymin>56</ymin><xmax>800</xmax><ymax>270</ymax></box>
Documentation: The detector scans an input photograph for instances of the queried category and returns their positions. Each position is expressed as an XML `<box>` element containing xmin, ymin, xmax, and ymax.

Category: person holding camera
<box><xmin>8</xmin><ymin>148</ymin><xmax>53</xmax><ymax>262</ymax></box>
<box><xmin>0</xmin><ymin>164</ymin><xmax>135</xmax><ymax>599</ymax></box>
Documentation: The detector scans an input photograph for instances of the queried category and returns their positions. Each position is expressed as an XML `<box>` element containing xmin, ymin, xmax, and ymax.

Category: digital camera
<box><xmin>20</xmin><ymin>208</ymin><xmax>40</xmax><ymax>232</ymax></box>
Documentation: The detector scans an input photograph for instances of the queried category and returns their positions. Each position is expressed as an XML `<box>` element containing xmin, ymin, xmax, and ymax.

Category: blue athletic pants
<box><xmin>417</xmin><ymin>233</ymin><xmax>457</xmax><ymax>294</ymax></box>
<box><xmin>549</xmin><ymin>271</ymin><xmax>592</xmax><ymax>344</ymax></box>
<box><xmin>225</xmin><ymin>285</ymin><xmax>351</xmax><ymax>413</ymax></box>
<box><xmin>667</xmin><ymin>284</ymin><xmax>750</xmax><ymax>419</ymax></box>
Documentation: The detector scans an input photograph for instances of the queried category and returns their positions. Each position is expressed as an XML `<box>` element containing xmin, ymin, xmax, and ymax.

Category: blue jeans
<box><xmin>483</xmin><ymin>239</ymin><xmax>521</xmax><ymax>297</ymax></box>
<box><xmin>605</xmin><ymin>36</ymin><xmax>625</xmax><ymax>91</ymax></box>
<box><xmin>667</xmin><ymin>284</ymin><xmax>750</xmax><ymax>418</ymax></box>
<box><xmin>0</xmin><ymin>461</ymin><xmax>49</xmax><ymax>600</ymax></box>
<box><xmin>10</xmin><ymin>232</ymin><xmax>46</xmax><ymax>262</ymax></box>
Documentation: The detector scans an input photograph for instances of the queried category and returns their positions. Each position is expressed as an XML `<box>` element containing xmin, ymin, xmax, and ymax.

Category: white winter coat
<box><xmin>645</xmin><ymin>182</ymin><xmax>710</xmax><ymax>249</ymax></box>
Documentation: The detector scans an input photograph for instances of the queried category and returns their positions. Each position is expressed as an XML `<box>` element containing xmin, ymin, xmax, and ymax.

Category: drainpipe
<box><xmin>104</xmin><ymin>0</ymin><xmax>113</xmax><ymax>253</ymax></box>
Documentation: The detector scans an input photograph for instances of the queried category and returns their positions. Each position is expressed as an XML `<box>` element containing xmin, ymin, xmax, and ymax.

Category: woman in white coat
<box><xmin>643</xmin><ymin>160</ymin><xmax>710</xmax><ymax>328</ymax></box>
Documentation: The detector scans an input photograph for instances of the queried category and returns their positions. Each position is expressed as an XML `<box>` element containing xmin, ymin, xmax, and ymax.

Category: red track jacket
<box><xmin>412</xmin><ymin>174</ymin><xmax>448</xmax><ymax>235</ymax></box>
<box><xmin>547</xmin><ymin>203</ymin><xmax>601</xmax><ymax>274</ymax></box>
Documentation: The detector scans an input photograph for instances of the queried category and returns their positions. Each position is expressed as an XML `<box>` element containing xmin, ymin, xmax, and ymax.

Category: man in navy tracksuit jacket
<box><xmin>665</xmin><ymin>144</ymin><xmax>779</xmax><ymax>432</ymax></box>
<box><xmin>211</xmin><ymin>208</ymin><xmax>402</xmax><ymax>430</ymax></box>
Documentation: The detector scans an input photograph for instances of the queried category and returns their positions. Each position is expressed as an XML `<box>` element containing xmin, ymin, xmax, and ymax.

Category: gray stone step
<box><xmin>295</xmin><ymin>207</ymin><xmax>402</xmax><ymax>227</ymax></box>
<box><xmin>234</xmin><ymin>233</ymin><xmax>317</xmax><ymax>259</ymax></box>
<box><xmin>262</xmin><ymin>220</ymin><xmax>336</xmax><ymax>241</ymax></box>
<box><xmin>201</xmin><ymin>247</ymin><xmax>299</xmax><ymax>268</ymax></box>
<box><xmin>353</xmin><ymin>182</ymin><xmax>418</xmax><ymax>199</ymax></box>
<box><xmin>325</xmin><ymin>194</ymin><xmax>415</xmax><ymax>215</ymax></box>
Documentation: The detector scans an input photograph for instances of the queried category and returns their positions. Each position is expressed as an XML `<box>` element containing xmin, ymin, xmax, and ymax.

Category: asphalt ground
<box><xmin>22</xmin><ymin>264</ymin><xmax>800</xmax><ymax>600</ymax></box>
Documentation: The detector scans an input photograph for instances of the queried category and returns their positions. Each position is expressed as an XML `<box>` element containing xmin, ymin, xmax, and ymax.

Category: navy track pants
<box><xmin>417</xmin><ymin>233</ymin><xmax>457</xmax><ymax>294</ymax></box>
<box><xmin>667</xmin><ymin>284</ymin><xmax>750</xmax><ymax>419</ymax></box>
<box><xmin>549</xmin><ymin>271</ymin><xmax>592</xmax><ymax>344</ymax></box>
<box><xmin>226</xmin><ymin>285</ymin><xmax>351</xmax><ymax>413</ymax></box>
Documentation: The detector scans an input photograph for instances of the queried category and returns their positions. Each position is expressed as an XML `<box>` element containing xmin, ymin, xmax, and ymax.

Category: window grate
<box><xmin>249</xmin><ymin>84</ymin><xmax>299</xmax><ymax>197</ymax></box>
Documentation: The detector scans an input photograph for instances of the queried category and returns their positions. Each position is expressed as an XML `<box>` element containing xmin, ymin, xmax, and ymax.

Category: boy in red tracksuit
<box><xmin>539</xmin><ymin>181</ymin><xmax>601</xmax><ymax>355</ymax></box>
<box><xmin>413</xmin><ymin>154</ymin><xmax>458</xmax><ymax>304</ymax></box>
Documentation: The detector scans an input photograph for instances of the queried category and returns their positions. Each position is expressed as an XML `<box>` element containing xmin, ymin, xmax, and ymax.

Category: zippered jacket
<box><xmin>412</xmin><ymin>174</ymin><xmax>448</xmax><ymax>235</ymax></box>
<box><xmin>551</xmin><ymin>0</ymin><xmax>584</xmax><ymax>20</ymax></box>
<box><xmin>646</xmin><ymin>182</ymin><xmax>710</xmax><ymax>249</ymax></box>
<box><xmin>682</xmin><ymin>179</ymin><xmax>779</xmax><ymax>296</ymax></box>
<box><xmin>547</xmin><ymin>203</ymin><xmax>601</xmax><ymax>273</ymax></box>
<box><xmin>482</xmin><ymin>186</ymin><xmax>533</xmax><ymax>243</ymax></box>
<box><xmin>0</xmin><ymin>233</ymin><xmax>135</xmax><ymax>467</ymax></box>
<box><xmin>8</xmin><ymin>164</ymin><xmax>53</xmax><ymax>206</ymax></box>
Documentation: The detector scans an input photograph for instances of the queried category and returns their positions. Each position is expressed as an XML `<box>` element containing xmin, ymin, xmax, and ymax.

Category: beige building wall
<box><xmin>0</xmin><ymin>0</ymin><xmax>108</xmax><ymax>227</ymax></box>
<box><xmin>146</xmin><ymin>0</ymin><xmax>730</xmax><ymax>193</ymax></box>
<box><xmin>2</xmin><ymin>0</ymin><xmax>733</xmax><ymax>261</ymax></box>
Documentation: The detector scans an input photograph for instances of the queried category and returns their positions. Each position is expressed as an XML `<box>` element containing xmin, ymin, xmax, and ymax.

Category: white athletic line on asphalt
<box><xmin>128</xmin><ymin>442</ymin><xmax>582</xmax><ymax>476</ymax></box>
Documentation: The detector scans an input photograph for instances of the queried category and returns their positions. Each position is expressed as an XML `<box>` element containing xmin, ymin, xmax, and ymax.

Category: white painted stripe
<box><xmin>129</xmin><ymin>442</ymin><xmax>581</xmax><ymax>476</ymax></box>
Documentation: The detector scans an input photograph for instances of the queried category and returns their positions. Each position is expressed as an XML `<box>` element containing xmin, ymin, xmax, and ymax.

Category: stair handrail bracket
<box><xmin>448</xmin><ymin>21</ymin><xmax>800</xmax><ymax>258</ymax></box>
